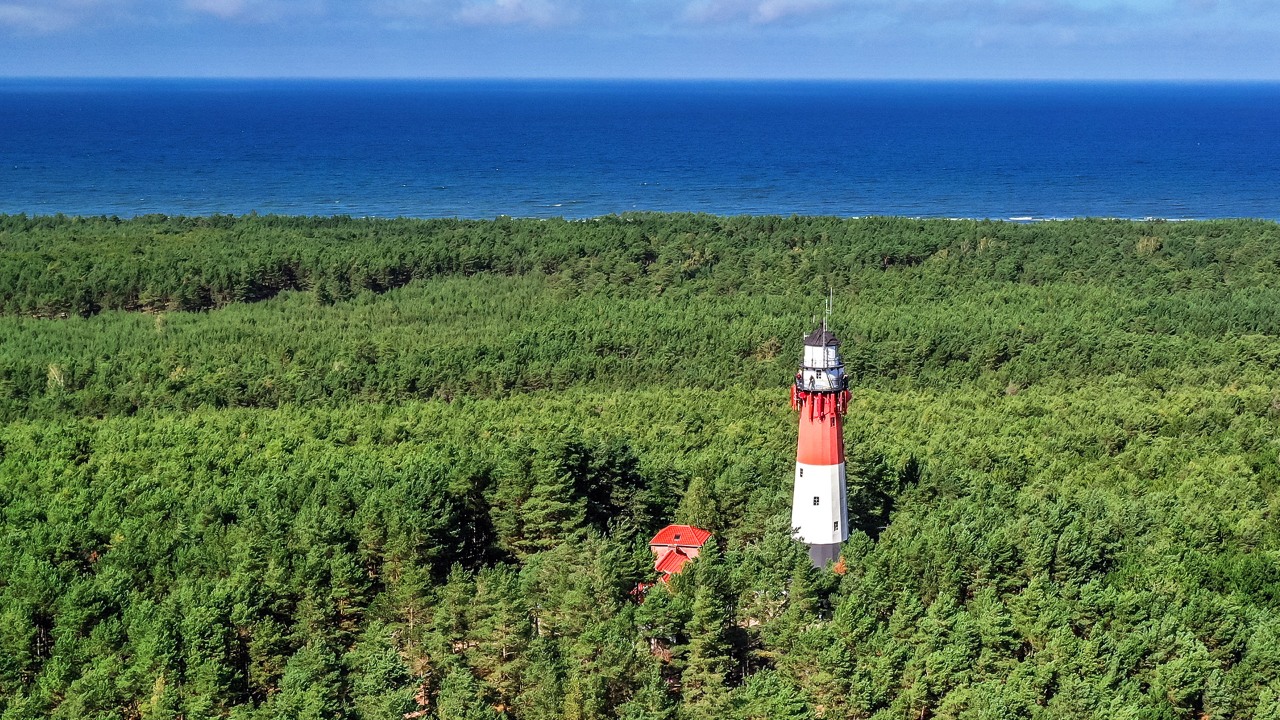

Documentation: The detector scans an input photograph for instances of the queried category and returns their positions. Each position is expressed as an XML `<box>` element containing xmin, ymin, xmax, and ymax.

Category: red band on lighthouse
<box><xmin>796</xmin><ymin>390</ymin><xmax>845</xmax><ymax>466</ymax></box>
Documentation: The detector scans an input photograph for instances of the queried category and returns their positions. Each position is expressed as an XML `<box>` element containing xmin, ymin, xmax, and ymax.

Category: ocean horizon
<box><xmin>2</xmin><ymin>78</ymin><xmax>1279</xmax><ymax>221</ymax></box>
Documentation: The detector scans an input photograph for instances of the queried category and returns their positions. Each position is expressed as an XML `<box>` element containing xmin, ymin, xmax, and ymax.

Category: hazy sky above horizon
<box><xmin>2</xmin><ymin>0</ymin><xmax>1278</xmax><ymax>79</ymax></box>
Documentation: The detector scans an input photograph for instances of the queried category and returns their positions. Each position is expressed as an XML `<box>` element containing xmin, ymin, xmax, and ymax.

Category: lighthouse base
<box><xmin>807</xmin><ymin>542</ymin><xmax>842</xmax><ymax>569</ymax></box>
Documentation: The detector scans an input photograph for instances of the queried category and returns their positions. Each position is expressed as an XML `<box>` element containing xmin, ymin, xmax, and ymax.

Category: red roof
<box><xmin>654</xmin><ymin>548</ymin><xmax>693</xmax><ymax>576</ymax></box>
<box><xmin>649</xmin><ymin>524</ymin><xmax>712</xmax><ymax>548</ymax></box>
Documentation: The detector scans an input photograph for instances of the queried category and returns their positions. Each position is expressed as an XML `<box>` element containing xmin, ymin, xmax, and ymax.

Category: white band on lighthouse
<box><xmin>791</xmin><ymin>461</ymin><xmax>849</xmax><ymax>545</ymax></box>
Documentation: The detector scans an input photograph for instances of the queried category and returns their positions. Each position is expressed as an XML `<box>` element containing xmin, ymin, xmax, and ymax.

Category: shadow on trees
<box><xmin>849</xmin><ymin>452</ymin><xmax>921</xmax><ymax>541</ymax></box>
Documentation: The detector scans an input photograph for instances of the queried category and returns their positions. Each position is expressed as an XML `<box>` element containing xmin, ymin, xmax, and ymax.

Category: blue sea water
<box><xmin>1</xmin><ymin>79</ymin><xmax>1278</xmax><ymax>220</ymax></box>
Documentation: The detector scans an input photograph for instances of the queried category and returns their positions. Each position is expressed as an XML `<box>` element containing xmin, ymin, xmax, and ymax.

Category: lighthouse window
<box><xmin>799</xmin><ymin>468</ymin><xmax>803</xmax><ymax>477</ymax></box>
<box><xmin>833</xmin><ymin>521</ymin><xmax>839</xmax><ymax>531</ymax></box>
<box><xmin>813</xmin><ymin>496</ymin><xmax>820</xmax><ymax>506</ymax></box>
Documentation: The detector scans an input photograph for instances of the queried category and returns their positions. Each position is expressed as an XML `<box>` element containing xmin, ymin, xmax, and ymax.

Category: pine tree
<box><xmin>675</xmin><ymin>476</ymin><xmax>719</xmax><ymax>534</ymax></box>
<box><xmin>1202</xmin><ymin>668</ymin><xmax>1243</xmax><ymax>720</ymax></box>
<box><xmin>489</xmin><ymin>443</ymin><xmax>538</xmax><ymax>558</ymax></box>
<box><xmin>618</xmin><ymin>662</ymin><xmax>677</xmax><ymax>720</ymax></box>
<box><xmin>636</xmin><ymin>584</ymin><xmax>693</xmax><ymax>652</ymax></box>
<box><xmin>345</xmin><ymin>623</ymin><xmax>415</xmax><ymax>720</ymax></box>
<box><xmin>432</xmin><ymin>564</ymin><xmax>474</xmax><ymax>645</ymax></box>
<box><xmin>435</xmin><ymin>666</ymin><xmax>500</xmax><ymax>720</ymax></box>
<box><xmin>772</xmin><ymin>544</ymin><xmax>822</xmax><ymax>642</ymax></box>
<box><xmin>515</xmin><ymin>637</ymin><xmax>565</xmax><ymax>720</ymax></box>
<box><xmin>269</xmin><ymin>641</ymin><xmax>345</xmax><ymax>720</ymax></box>
<box><xmin>467</xmin><ymin>567</ymin><xmax>530</xmax><ymax>710</ymax></box>
<box><xmin>968</xmin><ymin>587</ymin><xmax>1018</xmax><ymax>677</ymax></box>
<box><xmin>512</xmin><ymin>442</ymin><xmax>587</xmax><ymax>557</ymax></box>
<box><xmin>679</xmin><ymin>545</ymin><xmax>733</xmax><ymax>720</ymax></box>
<box><xmin>732</xmin><ymin>670</ymin><xmax>811</xmax><ymax>720</ymax></box>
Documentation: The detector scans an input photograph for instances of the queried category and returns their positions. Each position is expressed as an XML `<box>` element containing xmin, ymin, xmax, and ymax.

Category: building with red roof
<box><xmin>654</xmin><ymin>548</ymin><xmax>693</xmax><ymax>576</ymax></box>
<box><xmin>648</xmin><ymin>524</ymin><xmax>712</xmax><ymax>582</ymax></box>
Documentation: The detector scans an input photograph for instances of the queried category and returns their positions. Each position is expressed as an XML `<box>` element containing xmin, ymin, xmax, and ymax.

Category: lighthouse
<box><xmin>789</xmin><ymin>317</ymin><xmax>851</xmax><ymax>568</ymax></box>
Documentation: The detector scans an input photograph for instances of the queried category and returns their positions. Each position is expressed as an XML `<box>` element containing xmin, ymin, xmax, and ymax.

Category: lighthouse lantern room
<box><xmin>789</xmin><ymin>317</ymin><xmax>851</xmax><ymax>568</ymax></box>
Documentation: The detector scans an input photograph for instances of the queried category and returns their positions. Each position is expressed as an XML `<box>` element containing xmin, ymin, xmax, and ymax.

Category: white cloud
<box><xmin>684</xmin><ymin>0</ymin><xmax>832</xmax><ymax>25</ymax></box>
<box><xmin>752</xmin><ymin>0</ymin><xmax>837</xmax><ymax>24</ymax></box>
<box><xmin>182</xmin><ymin>0</ymin><xmax>327</xmax><ymax>22</ymax></box>
<box><xmin>0</xmin><ymin>0</ymin><xmax>1136</xmax><ymax>34</ymax></box>
<box><xmin>875</xmin><ymin>0</ymin><xmax>1106</xmax><ymax>27</ymax></box>
<box><xmin>454</xmin><ymin>0</ymin><xmax>569</xmax><ymax>26</ymax></box>
<box><xmin>186</xmin><ymin>0</ymin><xmax>249</xmax><ymax>19</ymax></box>
<box><xmin>372</xmin><ymin>0</ymin><xmax>448</xmax><ymax>19</ymax></box>
<box><xmin>0</xmin><ymin>4</ymin><xmax>72</xmax><ymax>31</ymax></box>
<box><xmin>2</xmin><ymin>0</ymin><xmax>1278</xmax><ymax>38</ymax></box>
<box><xmin>0</xmin><ymin>0</ymin><xmax>131</xmax><ymax>32</ymax></box>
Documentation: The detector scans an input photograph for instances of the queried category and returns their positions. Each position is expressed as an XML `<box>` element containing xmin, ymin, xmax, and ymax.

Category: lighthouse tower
<box><xmin>789</xmin><ymin>317</ymin><xmax>851</xmax><ymax>568</ymax></box>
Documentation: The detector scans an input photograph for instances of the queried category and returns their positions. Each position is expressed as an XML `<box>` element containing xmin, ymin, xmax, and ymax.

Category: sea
<box><xmin>2</xmin><ymin>79</ymin><xmax>1279</xmax><ymax>220</ymax></box>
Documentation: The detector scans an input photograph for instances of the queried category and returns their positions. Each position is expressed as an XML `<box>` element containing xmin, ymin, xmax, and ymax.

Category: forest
<box><xmin>2</xmin><ymin>213</ymin><xmax>1280</xmax><ymax>720</ymax></box>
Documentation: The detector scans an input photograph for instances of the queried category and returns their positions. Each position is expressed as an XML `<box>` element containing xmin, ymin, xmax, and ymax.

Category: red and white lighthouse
<box><xmin>789</xmin><ymin>321</ymin><xmax>851</xmax><ymax>568</ymax></box>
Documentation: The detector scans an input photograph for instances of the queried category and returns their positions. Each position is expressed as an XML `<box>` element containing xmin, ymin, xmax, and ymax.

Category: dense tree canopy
<box><xmin>1</xmin><ymin>214</ymin><xmax>1279</xmax><ymax>719</ymax></box>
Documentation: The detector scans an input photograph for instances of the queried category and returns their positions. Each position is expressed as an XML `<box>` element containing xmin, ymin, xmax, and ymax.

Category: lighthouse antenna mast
<box><xmin>821</xmin><ymin>287</ymin><xmax>833</xmax><ymax>335</ymax></box>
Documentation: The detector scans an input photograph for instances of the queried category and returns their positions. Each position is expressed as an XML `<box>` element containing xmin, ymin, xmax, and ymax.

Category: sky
<box><xmin>1</xmin><ymin>0</ymin><xmax>1279</xmax><ymax>79</ymax></box>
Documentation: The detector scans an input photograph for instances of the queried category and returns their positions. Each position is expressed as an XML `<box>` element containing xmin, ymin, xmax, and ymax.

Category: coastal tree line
<box><xmin>2</xmin><ymin>213</ymin><xmax>1279</xmax><ymax>318</ymax></box>
<box><xmin>5</xmin><ymin>216</ymin><xmax>1280</xmax><ymax>421</ymax></box>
